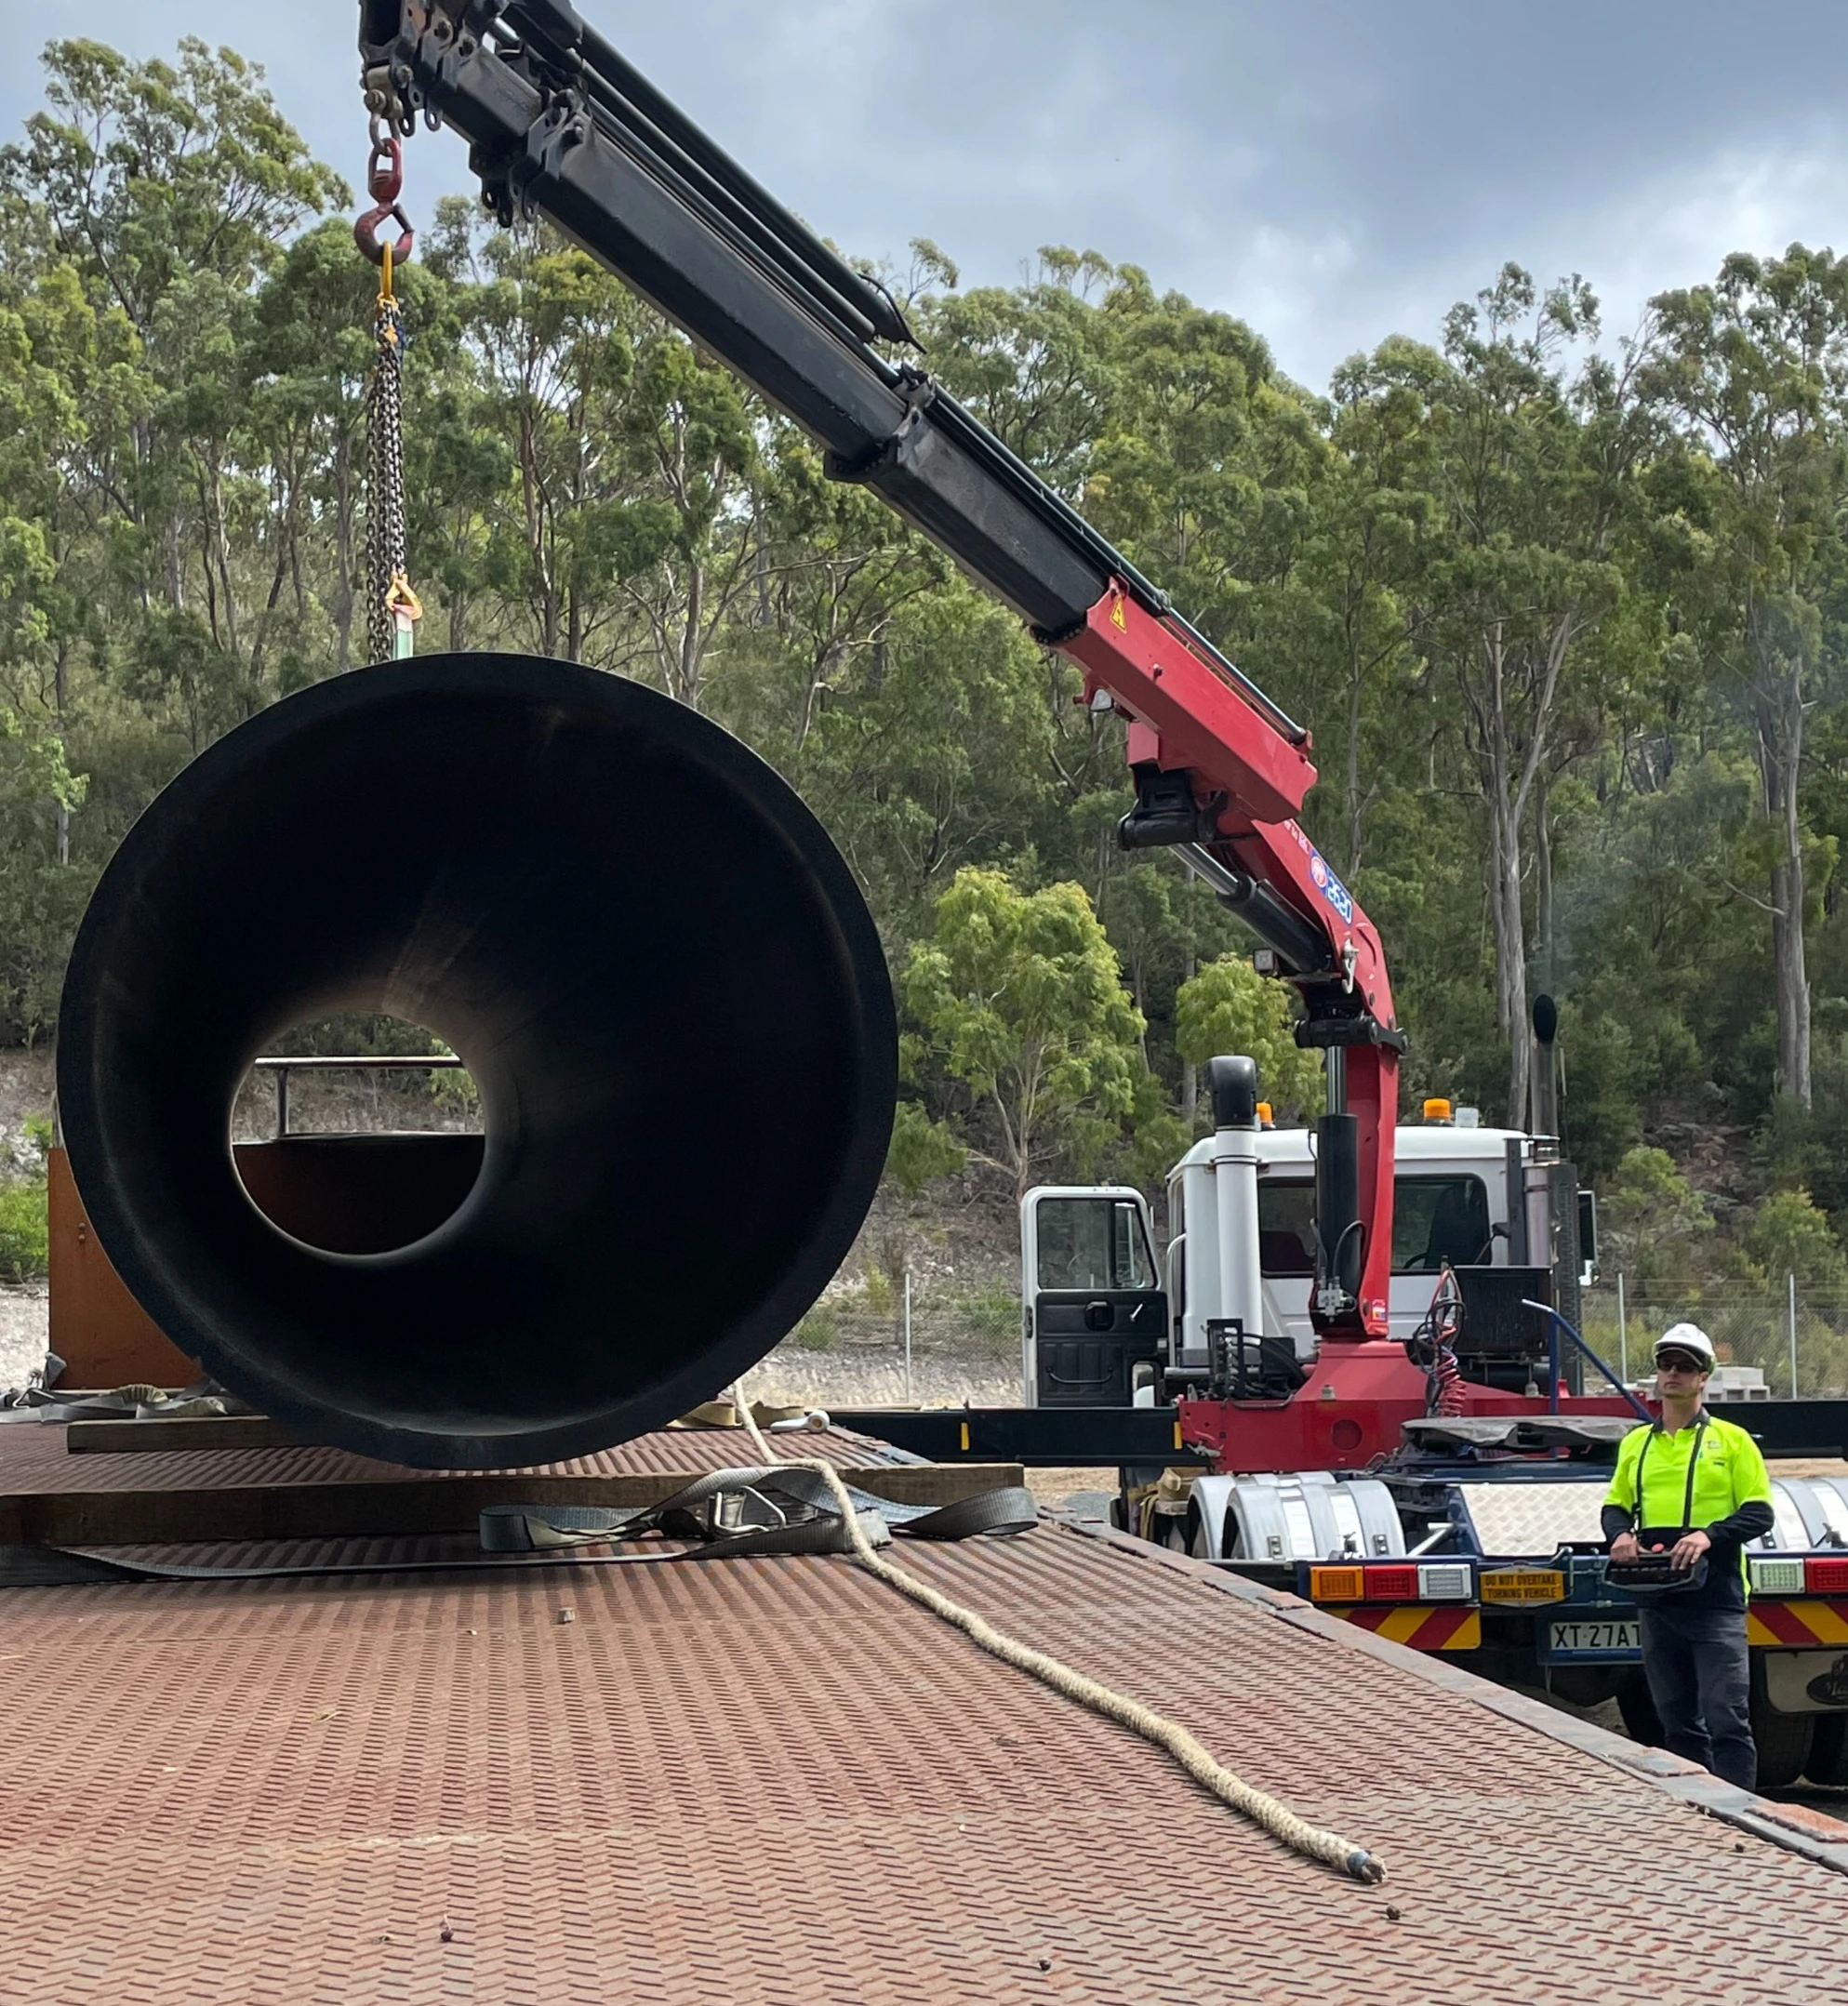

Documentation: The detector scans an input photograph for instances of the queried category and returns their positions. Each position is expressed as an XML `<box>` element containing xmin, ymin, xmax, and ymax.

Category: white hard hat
<box><xmin>1654</xmin><ymin>1322</ymin><xmax>1716</xmax><ymax>1368</ymax></box>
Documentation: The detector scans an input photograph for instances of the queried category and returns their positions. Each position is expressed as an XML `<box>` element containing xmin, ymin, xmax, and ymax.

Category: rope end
<box><xmin>1346</xmin><ymin>1849</ymin><xmax>1387</xmax><ymax>1885</ymax></box>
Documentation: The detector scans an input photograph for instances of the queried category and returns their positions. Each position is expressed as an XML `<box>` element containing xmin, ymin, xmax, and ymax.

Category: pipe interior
<box><xmin>58</xmin><ymin>655</ymin><xmax>894</xmax><ymax>1467</ymax></box>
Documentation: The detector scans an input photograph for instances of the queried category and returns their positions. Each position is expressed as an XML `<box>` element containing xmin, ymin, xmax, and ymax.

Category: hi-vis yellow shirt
<box><xmin>1604</xmin><ymin>1414</ymin><xmax>1773</xmax><ymax>1574</ymax></box>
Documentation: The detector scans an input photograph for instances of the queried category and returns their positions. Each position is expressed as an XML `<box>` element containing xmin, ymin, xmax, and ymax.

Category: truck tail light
<box><xmin>1806</xmin><ymin>1556</ymin><xmax>1848</xmax><ymax>1595</ymax></box>
<box><xmin>1416</xmin><ymin>1563</ymin><xmax>1474</xmax><ymax>1601</ymax></box>
<box><xmin>1308</xmin><ymin>1561</ymin><xmax>1474</xmax><ymax>1603</ymax></box>
<box><xmin>1750</xmin><ymin>1557</ymin><xmax>1805</xmax><ymax>1596</ymax></box>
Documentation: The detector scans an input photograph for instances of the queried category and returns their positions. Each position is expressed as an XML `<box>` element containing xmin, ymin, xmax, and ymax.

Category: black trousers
<box><xmin>1638</xmin><ymin>1601</ymin><xmax>1755</xmax><ymax>1790</ymax></box>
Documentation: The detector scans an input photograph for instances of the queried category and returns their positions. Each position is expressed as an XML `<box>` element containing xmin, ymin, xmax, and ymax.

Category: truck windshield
<box><xmin>1256</xmin><ymin>1175</ymin><xmax>1494</xmax><ymax>1276</ymax></box>
<box><xmin>1035</xmin><ymin>1197</ymin><xmax>1156</xmax><ymax>1292</ymax></box>
<box><xmin>1392</xmin><ymin>1176</ymin><xmax>1493</xmax><ymax>1271</ymax></box>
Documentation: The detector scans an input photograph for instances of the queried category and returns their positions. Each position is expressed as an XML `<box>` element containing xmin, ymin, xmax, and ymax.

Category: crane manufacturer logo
<box><xmin>1287</xmin><ymin>821</ymin><xmax>1355</xmax><ymax>924</ymax></box>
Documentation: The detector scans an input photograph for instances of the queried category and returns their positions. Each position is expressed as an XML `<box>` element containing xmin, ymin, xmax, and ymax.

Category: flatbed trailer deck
<box><xmin>4</xmin><ymin>1423</ymin><xmax>1848</xmax><ymax>2004</ymax></box>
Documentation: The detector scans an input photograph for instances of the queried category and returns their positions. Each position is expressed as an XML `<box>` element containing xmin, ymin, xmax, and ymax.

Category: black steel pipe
<box><xmin>58</xmin><ymin>654</ymin><xmax>896</xmax><ymax>1468</ymax></box>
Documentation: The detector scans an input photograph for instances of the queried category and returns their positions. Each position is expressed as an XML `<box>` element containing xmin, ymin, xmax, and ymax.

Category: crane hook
<box><xmin>354</xmin><ymin>127</ymin><xmax>414</xmax><ymax>271</ymax></box>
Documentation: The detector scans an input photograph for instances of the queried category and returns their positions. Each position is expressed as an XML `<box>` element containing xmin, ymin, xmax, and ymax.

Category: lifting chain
<box><xmin>357</xmin><ymin>118</ymin><xmax>421</xmax><ymax>665</ymax></box>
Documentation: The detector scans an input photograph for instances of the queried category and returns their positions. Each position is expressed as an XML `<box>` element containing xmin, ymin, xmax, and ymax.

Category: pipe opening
<box><xmin>58</xmin><ymin>653</ymin><xmax>897</xmax><ymax>1466</ymax></box>
<box><xmin>233</xmin><ymin>1015</ymin><xmax>485</xmax><ymax>1257</ymax></box>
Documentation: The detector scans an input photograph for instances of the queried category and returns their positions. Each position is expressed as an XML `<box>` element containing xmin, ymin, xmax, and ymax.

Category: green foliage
<box><xmin>790</xmin><ymin>1305</ymin><xmax>836</xmax><ymax>1352</ymax></box>
<box><xmin>0</xmin><ymin>1181</ymin><xmax>47</xmax><ymax>1282</ymax></box>
<box><xmin>1174</xmin><ymin>956</ymin><xmax>1324</xmax><ymax>1119</ymax></box>
<box><xmin>0</xmin><ymin>1109</ymin><xmax>51</xmax><ymax>1281</ymax></box>
<box><xmin>954</xmin><ymin>1285</ymin><xmax>1025</xmax><ymax>1343</ymax></box>
<box><xmin>903</xmin><ymin>866</ymin><xmax>1147</xmax><ymax>1197</ymax></box>
<box><xmin>1739</xmin><ymin>1189</ymin><xmax>1848</xmax><ymax>1290</ymax></box>
<box><xmin>884</xmin><ymin>1099</ymin><xmax>967</xmax><ymax>1196</ymax></box>
<box><xmin>3</xmin><ymin>38</ymin><xmax>1848</xmax><ymax>1262</ymax></box>
<box><xmin>1600</xmin><ymin>1147</ymin><xmax>1713</xmax><ymax>1288</ymax></box>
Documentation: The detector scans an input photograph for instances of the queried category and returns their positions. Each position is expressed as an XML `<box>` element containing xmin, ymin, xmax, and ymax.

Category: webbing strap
<box><xmin>0</xmin><ymin>1474</ymin><xmax>1039</xmax><ymax>1588</ymax></box>
<box><xmin>479</xmin><ymin>1467</ymin><xmax>1039</xmax><ymax>1559</ymax></box>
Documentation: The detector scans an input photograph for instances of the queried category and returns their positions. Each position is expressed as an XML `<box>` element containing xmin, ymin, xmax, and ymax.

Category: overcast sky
<box><xmin>7</xmin><ymin>1</ymin><xmax>1848</xmax><ymax>388</ymax></box>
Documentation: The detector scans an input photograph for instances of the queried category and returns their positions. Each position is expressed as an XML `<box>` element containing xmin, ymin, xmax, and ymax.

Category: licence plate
<box><xmin>1481</xmin><ymin>1569</ymin><xmax>1565</xmax><ymax>1604</ymax></box>
<box><xmin>1548</xmin><ymin>1618</ymin><xmax>1642</xmax><ymax>1658</ymax></box>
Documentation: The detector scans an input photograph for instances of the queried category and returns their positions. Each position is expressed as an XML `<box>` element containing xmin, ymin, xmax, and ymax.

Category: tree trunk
<box><xmin>1345</xmin><ymin>621</ymin><xmax>1365</xmax><ymax>872</ymax></box>
<box><xmin>1761</xmin><ymin>656</ymin><xmax>1812</xmax><ymax>1106</ymax></box>
<box><xmin>1494</xmin><ymin>790</ymin><xmax>1531</xmax><ymax>1131</ymax></box>
<box><xmin>209</xmin><ymin>462</ymin><xmax>239</xmax><ymax>663</ymax></box>
<box><xmin>1535</xmin><ymin>779</ymin><xmax>1554</xmax><ymax>1000</ymax></box>
<box><xmin>676</xmin><ymin>562</ymin><xmax>705</xmax><ymax>709</ymax></box>
<box><xmin>1178</xmin><ymin>949</ymin><xmax>1198</xmax><ymax>1131</ymax></box>
<box><xmin>162</xmin><ymin>512</ymin><xmax>185</xmax><ymax>612</ymax></box>
<box><xmin>53</xmin><ymin>636</ymin><xmax>69</xmax><ymax>868</ymax></box>
<box><xmin>332</xmin><ymin>437</ymin><xmax>355</xmax><ymax>673</ymax></box>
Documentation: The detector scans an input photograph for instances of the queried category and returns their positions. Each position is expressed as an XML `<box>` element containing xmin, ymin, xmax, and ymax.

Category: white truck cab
<box><xmin>1173</xmin><ymin>1118</ymin><xmax>1522</xmax><ymax>1363</ymax></box>
<box><xmin>1021</xmin><ymin>1084</ymin><xmax>1594</xmax><ymax>1405</ymax></box>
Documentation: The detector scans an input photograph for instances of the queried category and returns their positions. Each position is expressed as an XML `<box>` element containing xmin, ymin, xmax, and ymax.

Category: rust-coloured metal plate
<box><xmin>0</xmin><ymin>1419</ymin><xmax>900</xmax><ymax>1491</ymax></box>
<box><xmin>4</xmin><ymin>1520</ymin><xmax>1848</xmax><ymax>2003</ymax></box>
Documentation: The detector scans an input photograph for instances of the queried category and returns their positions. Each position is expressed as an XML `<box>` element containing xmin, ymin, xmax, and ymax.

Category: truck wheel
<box><xmin>1750</xmin><ymin>1682</ymin><xmax>1815</xmax><ymax>1791</ymax></box>
<box><xmin>1804</xmin><ymin>1712</ymin><xmax>1848</xmax><ymax>1786</ymax></box>
<box><xmin>1615</xmin><ymin>1674</ymin><xmax>1662</xmax><ymax>1747</ymax></box>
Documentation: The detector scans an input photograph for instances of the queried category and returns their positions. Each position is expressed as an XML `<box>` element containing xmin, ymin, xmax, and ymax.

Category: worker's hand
<box><xmin>1609</xmin><ymin>1532</ymin><xmax>1642</xmax><ymax>1564</ymax></box>
<box><xmin>1669</xmin><ymin>1529</ymin><xmax>1712</xmax><ymax>1572</ymax></box>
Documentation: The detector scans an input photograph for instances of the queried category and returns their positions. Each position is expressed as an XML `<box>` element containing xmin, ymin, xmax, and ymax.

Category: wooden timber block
<box><xmin>66</xmin><ymin>1417</ymin><xmax>310</xmax><ymax>1454</ymax></box>
<box><xmin>0</xmin><ymin>1461</ymin><xmax>1027</xmax><ymax>1547</ymax></box>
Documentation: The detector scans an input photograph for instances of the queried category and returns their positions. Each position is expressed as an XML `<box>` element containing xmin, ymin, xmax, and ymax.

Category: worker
<box><xmin>1602</xmin><ymin>1323</ymin><xmax>1775</xmax><ymax>1789</ymax></box>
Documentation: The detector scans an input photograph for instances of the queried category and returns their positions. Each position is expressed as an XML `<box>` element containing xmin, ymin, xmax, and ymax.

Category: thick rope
<box><xmin>728</xmin><ymin>1384</ymin><xmax>1386</xmax><ymax>1884</ymax></box>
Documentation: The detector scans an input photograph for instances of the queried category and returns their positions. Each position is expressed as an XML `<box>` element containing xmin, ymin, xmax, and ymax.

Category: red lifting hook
<box><xmin>354</xmin><ymin>134</ymin><xmax>414</xmax><ymax>269</ymax></box>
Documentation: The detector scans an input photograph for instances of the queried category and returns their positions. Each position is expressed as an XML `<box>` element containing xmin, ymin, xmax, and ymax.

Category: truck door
<box><xmin>1020</xmin><ymin>1188</ymin><xmax>1166</xmax><ymax>1406</ymax></box>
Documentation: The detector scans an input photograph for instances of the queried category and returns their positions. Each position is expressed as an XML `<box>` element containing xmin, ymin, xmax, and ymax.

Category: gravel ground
<box><xmin>0</xmin><ymin>1282</ymin><xmax>50</xmax><ymax>1392</ymax></box>
<box><xmin>744</xmin><ymin>1346</ymin><xmax>1016</xmax><ymax>1412</ymax></box>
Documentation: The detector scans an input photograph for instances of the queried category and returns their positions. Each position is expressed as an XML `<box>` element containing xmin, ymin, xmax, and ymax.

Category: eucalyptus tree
<box><xmin>1414</xmin><ymin>266</ymin><xmax>1653</xmax><ymax>1128</ymax></box>
<box><xmin>1644</xmin><ymin>246</ymin><xmax>1848</xmax><ymax>1109</ymax></box>
<box><xmin>1</xmin><ymin>39</ymin><xmax>343</xmax><ymax>617</ymax></box>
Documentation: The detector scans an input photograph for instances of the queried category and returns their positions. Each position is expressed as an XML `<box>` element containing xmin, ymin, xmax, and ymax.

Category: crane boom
<box><xmin>357</xmin><ymin>0</ymin><xmax>1403</xmax><ymax>1336</ymax></box>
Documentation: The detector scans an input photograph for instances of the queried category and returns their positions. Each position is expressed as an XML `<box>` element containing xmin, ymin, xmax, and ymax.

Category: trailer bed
<box><xmin>3</xmin><ymin>1425</ymin><xmax>1847</xmax><ymax>2004</ymax></box>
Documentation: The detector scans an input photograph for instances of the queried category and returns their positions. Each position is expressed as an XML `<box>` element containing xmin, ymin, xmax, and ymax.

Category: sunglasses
<box><xmin>1655</xmin><ymin>1354</ymin><xmax>1707</xmax><ymax>1374</ymax></box>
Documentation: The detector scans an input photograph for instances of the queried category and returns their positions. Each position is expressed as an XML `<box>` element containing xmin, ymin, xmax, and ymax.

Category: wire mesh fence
<box><xmin>746</xmin><ymin>1276</ymin><xmax>1848</xmax><ymax>1411</ymax></box>
<box><xmin>1579</xmin><ymin>1283</ymin><xmax>1848</xmax><ymax>1400</ymax></box>
<box><xmin>750</xmin><ymin>1286</ymin><xmax>1026</xmax><ymax>1410</ymax></box>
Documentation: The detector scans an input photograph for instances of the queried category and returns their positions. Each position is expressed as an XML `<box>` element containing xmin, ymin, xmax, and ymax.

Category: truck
<box><xmin>13</xmin><ymin>10</ymin><xmax>1848</xmax><ymax>2001</ymax></box>
<box><xmin>1017</xmin><ymin>1059</ymin><xmax>1848</xmax><ymax>1788</ymax></box>
<box><xmin>350</xmin><ymin>0</ymin><xmax>1848</xmax><ymax>1797</ymax></box>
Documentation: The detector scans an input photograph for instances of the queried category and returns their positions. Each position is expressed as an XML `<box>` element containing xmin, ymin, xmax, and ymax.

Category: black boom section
<box><xmin>361</xmin><ymin>1</ymin><xmax>1117</xmax><ymax>633</ymax></box>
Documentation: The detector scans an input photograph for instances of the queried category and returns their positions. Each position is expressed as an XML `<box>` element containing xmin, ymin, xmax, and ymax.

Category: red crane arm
<box><xmin>358</xmin><ymin>4</ymin><xmax>1403</xmax><ymax>1337</ymax></box>
<box><xmin>1059</xmin><ymin>581</ymin><xmax>1403</xmax><ymax>1340</ymax></box>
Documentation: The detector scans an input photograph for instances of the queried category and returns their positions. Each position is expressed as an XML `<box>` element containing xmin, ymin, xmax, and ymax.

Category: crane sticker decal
<box><xmin>1285</xmin><ymin>820</ymin><xmax>1355</xmax><ymax>925</ymax></box>
<box><xmin>1808</xmin><ymin>1654</ymin><xmax>1848</xmax><ymax>1706</ymax></box>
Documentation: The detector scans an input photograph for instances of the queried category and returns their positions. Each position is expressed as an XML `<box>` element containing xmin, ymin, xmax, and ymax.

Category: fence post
<box><xmin>1788</xmin><ymin>1272</ymin><xmax>1799</xmax><ymax>1399</ymax></box>
<box><xmin>902</xmin><ymin>1269</ymin><xmax>913</xmax><ymax>1404</ymax></box>
<box><xmin>1616</xmin><ymin>1272</ymin><xmax>1627</xmax><ymax>1385</ymax></box>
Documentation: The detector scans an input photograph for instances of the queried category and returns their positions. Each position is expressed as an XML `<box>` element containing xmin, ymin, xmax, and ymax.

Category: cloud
<box><xmin>1582</xmin><ymin>139</ymin><xmax>1848</xmax><ymax>311</ymax></box>
<box><xmin>5</xmin><ymin>0</ymin><xmax>1848</xmax><ymax>397</ymax></box>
